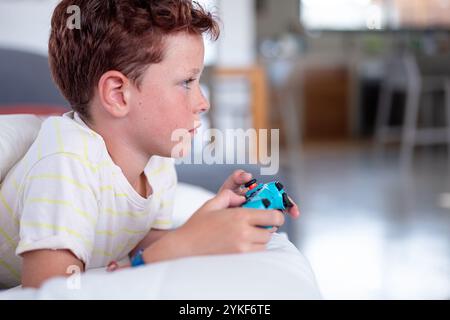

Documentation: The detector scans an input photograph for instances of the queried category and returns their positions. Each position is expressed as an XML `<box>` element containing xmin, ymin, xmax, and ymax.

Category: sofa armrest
<box><xmin>172</xmin><ymin>182</ymin><xmax>214</xmax><ymax>228</ymax></box>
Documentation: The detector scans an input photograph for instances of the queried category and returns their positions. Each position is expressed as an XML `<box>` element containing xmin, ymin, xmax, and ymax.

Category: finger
<box><xmin>107</xmin><ymin>261</ymin><xmax>131</xmax><ymax>272</ymax></box>
<box><xmin>287</xmin><ymin>197</ymin><xmax>300</xmax><ymax>218</ymax></box>
<box><xmin>237</xmin><ymin>188</ymin><xmax>248</xmax><ymax>196</ymax></box>
<box><xmin>247</xmin><ymin>210</ymin><xmax>285</xmax><ymax>227</ymax></box>
<box><xmin>107</xmin><ymin>261</ymin><xmax>119</xmax><ymax>272</ymax></box>
<box><xmin>248</xmin><ymin>244</ymin><xmax>267</xmax><ymax>253</ymax></box>
<box><xmin>203</xmin><ymin>189</ymin><xmax>246</xmax><ymax>211</ymax></box>
<box><xmin>233</xmin><ymin>170</ymin><xmax>253</xmax><ymax>186</ymax></box>
<box><xmin>219</xmin><ymin>170</ymin><xmax>253</xmax><ymax>193</ymax></box>
<box><xmin>250</xmin><ymin>228</ymin><xmax>273</xmax><ymax>244</ymax></box>
<box><xmin>269</xmin><ymin>226</ymin><xmax>278</xmax><ymax>233</ymax></box>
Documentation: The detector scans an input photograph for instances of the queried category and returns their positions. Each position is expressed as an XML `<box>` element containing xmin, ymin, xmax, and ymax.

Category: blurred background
<box><xmin>0</xmin><ymin>0</ymin><xmax>449</xmax><ymax>299</ymax></box>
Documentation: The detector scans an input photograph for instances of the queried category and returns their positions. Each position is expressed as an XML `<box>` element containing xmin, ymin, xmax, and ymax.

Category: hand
<box><xmin>106</xmin><ymin>260</ymin><xmax>130</xmax><ymax>272</ymax></box>
<box><xmin>175</xmin><ymin>189</ymin><xmax>285</xmax><ymax>256</ymax></box>
<box><xmin>108</xmin><ymin>189</ymin><xmax>284</xmax><ymax>270</ymax></box>
<box><xmin>219</xmin><ymin>169</ymin><xmax>301</xmax><ymax>219</ymax></box>
<box><xmin>218</xmin><ymin>169</ymin><xmax>253</xmax><ymax>196</ymax></box>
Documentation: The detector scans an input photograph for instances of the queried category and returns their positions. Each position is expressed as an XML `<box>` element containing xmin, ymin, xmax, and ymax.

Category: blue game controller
<box><xmin>241</xmin><ymin>179</ymin><xmax>294</xmax><ymax>228</ymax></box>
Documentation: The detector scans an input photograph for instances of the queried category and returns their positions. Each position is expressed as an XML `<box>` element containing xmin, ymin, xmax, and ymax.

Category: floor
<box><xmin>284</xmin><ymin>140</ymin><xmax>450</xmax><ymax>300</ymax></box>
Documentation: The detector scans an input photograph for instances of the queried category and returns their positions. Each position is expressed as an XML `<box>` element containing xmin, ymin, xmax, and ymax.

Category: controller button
<box><xmin>275</xmin><ymin>182</ymin><xmax>284</xmax><ymax>191</ymax></box>
<box><xmin>262</xmin><ymin>198</ymin><xmax>271</xmax><ymax>208</ymax></box>
<box><xmin>244</xmin><ymin>179</ymin><xmax>257</xmax><ymax>188</ymax></box>
<box><xmin>282</xmin><ymin>193</ymin><xmax>294</xmax><ymax>208</ymax></box>
<box><xmin>248</xmin><ymin>183</ymin><xmax>258</xmax><ymax>190</ymax></box>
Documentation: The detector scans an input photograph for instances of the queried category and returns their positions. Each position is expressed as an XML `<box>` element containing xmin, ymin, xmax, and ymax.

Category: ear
<box><xmin>97</xmin><ymin>71</ymin><xmax>132</xmax><ymax>118</ymax></box>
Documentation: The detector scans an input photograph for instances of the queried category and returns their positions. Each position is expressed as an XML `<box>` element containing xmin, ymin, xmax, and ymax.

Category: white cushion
<box><xmin>0</xmin><ymin>114</ymin><xmax>43</xmax><ymax>182</ymax></box>
<box><xmin>172</xmin><ymin>182</ymin><xmax>214</xmax><ymax>228</ymax></box>
<box><xmin>0</xmin><ymin>232</ymin><xmax>322</xmax><ymax>299</ymax></box>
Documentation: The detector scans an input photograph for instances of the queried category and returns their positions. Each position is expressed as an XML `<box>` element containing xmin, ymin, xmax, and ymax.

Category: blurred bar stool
<box><xmin>375</xmin><ymin>52</ymin><xmax>450</xmax><ymax>169</ymax></box>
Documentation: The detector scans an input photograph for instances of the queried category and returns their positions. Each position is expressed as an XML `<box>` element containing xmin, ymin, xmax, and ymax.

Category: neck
<box><xmin>105</xmin><ymin>138</ymin><xmax>149</xmax><ymax>189</ymax></box>
<box><xmin>86</xmin><ymin>119</ymin><xmax>150</xmax><ymax>196</ymax></box>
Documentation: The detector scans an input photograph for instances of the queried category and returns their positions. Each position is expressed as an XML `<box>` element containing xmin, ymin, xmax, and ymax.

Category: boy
<box><xmin>0</xmin><ymin>0</ymin><xmax>299</xmax><ymax>289</ymax></box>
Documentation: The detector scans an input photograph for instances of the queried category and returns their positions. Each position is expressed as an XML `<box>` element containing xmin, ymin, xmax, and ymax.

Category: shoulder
<box><xmin>11</xmin><ymin>114</ymin><xmax>110</xmax><ymax>185</ymax></box>
<box><xmin>32</xmin><ymin>114</ymin><xmax>106</xmax><ymax>164</ymax></box>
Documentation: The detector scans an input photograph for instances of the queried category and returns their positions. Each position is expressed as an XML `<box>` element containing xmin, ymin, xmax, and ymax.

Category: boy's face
<box><xmin>127</xmin><ymin>32</ymin><xmax>209</xmax><ymax>158</ymax></box>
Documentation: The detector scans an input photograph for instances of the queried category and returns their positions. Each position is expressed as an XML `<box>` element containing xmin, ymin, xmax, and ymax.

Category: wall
<box><xmin>0</xmin><ymin>0</ymin><xmax>256</xmax><ymax>68</ymax></box>
<box><xmin>0</xmin><ymin>0</ymin><xmax>59</xmax><ymax>56</ymax></box>
<box><xmin>216</xmin><ymin>0</ymin><xmax>256</xmax><ymax>67</ymax></box>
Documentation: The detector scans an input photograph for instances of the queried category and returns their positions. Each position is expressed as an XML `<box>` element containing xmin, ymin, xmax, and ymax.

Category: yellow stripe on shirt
<box><xmin>20</xmin><ymin>221</ymin><xmax>93</xmax><ymax>248</ymax></box>
<box><xmin>28</xmin><ymin>174</ymin><xmax>91</xmax><ymax>191</ymax></box>
<box><xmin>147</xmin><ymin>163</ymin><xmax>171</xmax><ymax>177</ymax></box>
<box><xmin>11</xmin><ymin>177</ymin><xmax>22</xmax><ymax>193</ymax></box>
<box><xmin>54</xmin><ymin>118</ymin><xmax>65</xmax><ymax>153</ymax></box>
<box><xmin>160</xmin><ymin>200</ymin><xmax>173</xmax><ymax>209</ymax></box>
<box><xmin>0</xmin><ymin>190</ymin><xmax>19</xmax><ymax>226</ymax></box>
<box><xmin>114</xmin><ymin>193</ymin><xmax>128</xmax><ymax>197</ymax></box>
<box><xmin>153</xmin><ymin>219</ymin><xmax>172</xmax><ymax>226</ymax></box>
<box><xmin>0</xmin><ymin>225</ymin><xmax>16</xmax><ymax>248</ymax></box>
<box><xmin>92</xmin><ymin>240</ymin><xmax>131</xmax><ymax>258</ymax></box>
<box><xmin>96</xmin><ymin>227</ymin><xmax>148</xmax><ymax>237</ymax></box>
<box><xmin>58</xmin><ymin>153</ymin><xmax>111</xmax><ymax>173</ymax></box>
<box><xmin>27</xmin><ymin>198</ymin><xmax>96</xmax><ymax>224</ymax></box>
<box><xmin>37</xmin><ymin>137</ymin><xmax>42</xmax><ymax>160</ymax></box>
<box><xmin>104</xmin><ymin>208</ymin><xmax>148</xmax><ymax>219</ymax></box>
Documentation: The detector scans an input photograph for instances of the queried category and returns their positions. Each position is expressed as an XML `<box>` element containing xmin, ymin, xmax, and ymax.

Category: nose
<box><xmin>194</xmin><ymin>85</ymin><xmax>210</xmax><ymax>114</ymax></box>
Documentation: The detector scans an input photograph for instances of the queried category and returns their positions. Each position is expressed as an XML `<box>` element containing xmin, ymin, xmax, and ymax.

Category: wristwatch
<box><xmin>130</xmin><ymin>249</ymin><xmax>145</xmax><ymax>267</ymax></box>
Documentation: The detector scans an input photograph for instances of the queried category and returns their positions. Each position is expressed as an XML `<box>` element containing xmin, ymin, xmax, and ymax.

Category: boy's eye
<box><xmin>182</xmin><ymin>78</ymin><xmax>196</xmax><ymax>89</ymax></box>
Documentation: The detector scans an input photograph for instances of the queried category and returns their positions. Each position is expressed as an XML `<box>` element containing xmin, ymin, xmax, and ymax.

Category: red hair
<box><xmin>48</xmin><ymin>0</ymin><xmax>220</xmax><ymax>120</ymax></box>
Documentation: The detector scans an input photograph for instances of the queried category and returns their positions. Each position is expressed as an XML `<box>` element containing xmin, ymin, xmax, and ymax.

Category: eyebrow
<box><xmin>188</xmin><ymin>68</ymin><xmax>202</xmax><ymax>76</ymax></box>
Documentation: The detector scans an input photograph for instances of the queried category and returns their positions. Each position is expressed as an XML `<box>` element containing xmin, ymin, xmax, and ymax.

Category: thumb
<box><xmin>219</xmin><ymin>170</ymin><xmax>252</xmax><ymax>193</ymax></box>
<box><xmin>202</xmin><ymin>189</ymin><xmax>246</xmax><ymax>211</ymax></box>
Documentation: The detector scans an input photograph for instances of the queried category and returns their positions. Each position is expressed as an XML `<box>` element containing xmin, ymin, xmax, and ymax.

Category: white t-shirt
<box><xmin>0</xmin><ymin>111</ymin><xmax>176</xmax><ymax>288</ymax></box>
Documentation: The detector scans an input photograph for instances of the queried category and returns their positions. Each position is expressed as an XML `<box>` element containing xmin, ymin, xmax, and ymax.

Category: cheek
<box><xmin>166</xmin><ymin>94</ymin><xmax>192</xmax><ymax>124</ymax></box>
<box><xmin>136</xmin><ymin>89</ymin><xmax>192</xmax><ymax>134</ymax></box>
<box><xmin>151</xmin><ymin>104</ymin><xmax>183</xmax><ymax>138</ymax></box>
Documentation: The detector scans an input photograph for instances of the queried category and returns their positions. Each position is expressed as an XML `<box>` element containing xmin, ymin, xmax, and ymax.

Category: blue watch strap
<box><xmin>130</xmin><ymin>249</ymin><xmax>145</xmax><ymax>267</ymax></box>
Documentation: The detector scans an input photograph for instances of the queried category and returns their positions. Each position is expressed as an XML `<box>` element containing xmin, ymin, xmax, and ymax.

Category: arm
<box><xmin>17</xmin><ymin>154</ymin><xmax>99</xmax><ymax>288</ymax></box>
<box><xmin>21</xmin><ymin>249</ymin><xmax>84</xmax><ymax>288</ymax></box>
<box><xmin>116</xmin><ymin>171</ymin><xmax>289</xmax><ymax>269</ymax></box>
<box><xmin>110</xmin><ymin>189</ymin><xmax>284</xmax><ymax>270</ymax></box>
<box><xmin>141</xmin><ymin>190</ymin><xmax>284</xmax><ymax>263</ymax></box>
<box><xmin>129</xmin><ymin>228</ymin><xmax>172</xmax><ymax>257</ymax></box>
